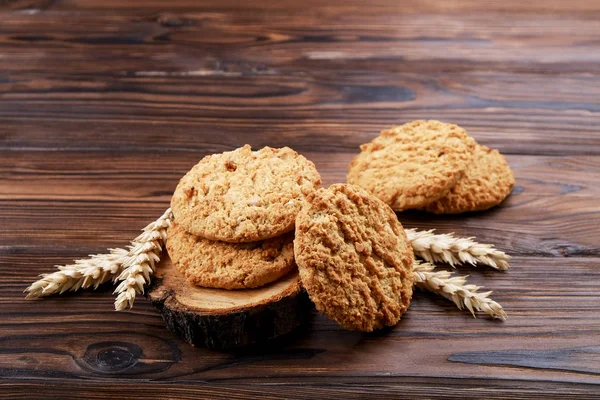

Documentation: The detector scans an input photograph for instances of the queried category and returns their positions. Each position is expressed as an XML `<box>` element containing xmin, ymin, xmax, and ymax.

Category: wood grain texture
<box><xmin>1</xmin><ymin>0</ymin><xmax>600</xmax><ymax>398</ymax></box>
<box><xmin>148</xmin><ymin>258</ymin><xmax>310</xmax><ymax>349</ymax></box>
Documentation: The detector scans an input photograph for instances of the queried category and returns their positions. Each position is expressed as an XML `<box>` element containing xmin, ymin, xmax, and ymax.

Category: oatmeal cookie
<box><xmin>166</xmin><ymin>222</ymin><xmax>296</xmax><ymax>289</ymax></box>
<box><xmin>171</xmin><ymin>145</ymin><xmax>321</xmax><ymax>242</ymax></box>
<box><xmin>424</xmin><ymin>144</ymin><xmax>514</xmax><ymax>214</ymax></box>
<box><xmin>294</xmin><ymin>184</ymin><xmax>414</xmax><ymax>332</ymax></box>
<box><xmin>347</xmin><ymin>120</ymin><xmax>476</xmax><ymax>211</ymax></box>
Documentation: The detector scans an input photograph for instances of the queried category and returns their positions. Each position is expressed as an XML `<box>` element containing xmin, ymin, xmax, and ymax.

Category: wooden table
<box><xmin>2</xmin><ymin>1</ymin><xmax>599</xmax><ymax>398</ymax></box>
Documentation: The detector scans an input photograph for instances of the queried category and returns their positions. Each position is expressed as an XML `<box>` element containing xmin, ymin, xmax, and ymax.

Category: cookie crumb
<box><xmin>225</xmin><ymin>160</ymin><xmax>237</xmax><ymax>172</ymax></box>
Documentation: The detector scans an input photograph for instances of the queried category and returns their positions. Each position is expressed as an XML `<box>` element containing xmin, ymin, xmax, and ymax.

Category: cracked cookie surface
<box><xmin>424</xmin><ymin>144</ymin><xmax>515</xmax><ymax>214</ymax></box>
<box><xmin>171</xmin><ymin>145</ymin><xmax>321</xmax><ymax>243</ymax></box>
<box><xmin>294</xmin><ymin>183</ymin><xmax>414</xmax><ymax>332</ymax></box>
<box><xmin>347</xmin><ymin>120</ymin><xmax>476</xmax><ymax>211</ymax></box>
<box><xmin>166</xmin><ymin>222</ymin><xmax>296</xmax><ymax>290</ymax></box>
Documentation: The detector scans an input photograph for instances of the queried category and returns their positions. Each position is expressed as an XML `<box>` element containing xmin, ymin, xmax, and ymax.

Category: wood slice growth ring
<box><xmin>148</xmin><ymin>255</ymin><xmax>310</xmax><ymax>349</ymax></box>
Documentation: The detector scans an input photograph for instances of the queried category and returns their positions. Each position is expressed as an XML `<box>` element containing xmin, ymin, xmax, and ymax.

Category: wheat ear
<box><xmin>24</xmin><ymin>208</ymin><xmax>173</xmax><ymax>309</ymax></box>
<box><xmin>406</xmin><ymin>228</ymin><xmax>510</xmax><ymax>271</ymax></box>
<box><xmin>113</xmin><ymin>208</ymin><xmax>172</xmax><ymax>311</ymax></box>
<box><xmin>412</xmin><ymin>260</ymin><xmax>507</xmax><ymax>320</ymax></box>
<box><xmin>24</xmin><ymin>249</ymin><xmax>129</xmax><ymax>299</ymax></box>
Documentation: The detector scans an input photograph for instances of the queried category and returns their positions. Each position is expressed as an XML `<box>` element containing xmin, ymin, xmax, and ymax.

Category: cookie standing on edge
<box><xmin>171</xmin><ymin>145</ymin><xmax>321</xmax><ymax>243</ymax></box>
<box><xmin>424</xmin><ymin>145</ymin><xmax>515</xmax><ymax>214</ymax></box>
<box><xmin>347</xmin><ymin>120</ymin><xmax>476</xmax><ymax>211</ymax></box>
<box><xmin>294</xmin><ymin>184</ymin><xmax>414</xmax><ymax>332</ymax></box>
<box><xmin>167</xmin><ymin>223</ymin><xmax>296</xmax><ymax>290</ymax></box>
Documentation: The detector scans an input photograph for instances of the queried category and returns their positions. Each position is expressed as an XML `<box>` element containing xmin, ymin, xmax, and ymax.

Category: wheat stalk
<box><xmin>25</xmin><ymin>208</ymin><xmax>173</xmax><ymax>311</ymax></box>
<box><xmin>412</xmin><ymin>260</ymin><xmax>507</xmax><ymax>320</ymax></box>
<box><xmin>406</xmin><ymin>228</ymin><xmax>510</xmax><ymax>271</ymax></box>
<box><xmin>24</xmin><ymin>249</ymin><xmax>129</xmax><ymax>299</ymax></box>
<box><xmin>26</xmin><ymin>207</ymin><xmax>509</xmax><ymax>319</ymax></box>
<box><xmin>113</xmin><ymin>208</ymin><xmax>172</xmax><ymax>311</ymax></box>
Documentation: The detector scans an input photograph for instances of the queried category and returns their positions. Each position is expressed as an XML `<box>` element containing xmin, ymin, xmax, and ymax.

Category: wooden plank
<box><xmin>1</xmin><ymin>378</ymin><xmax>598</xmax><ymax>400</ymax></box>
<box><xmin>3</xmin><ymin>115</ymin><xmax>600</xmax><ymax>156</ymax></box>
<box><xmin>3</xmin><ymin>256</ymin><xmax>600</xmax><ymax>385</ymax></box>
<box><xmin>4</xmin><ymin>0</ymin><xmax>600</xmax><ymax>13</ymax></box>
<box><xmin>1</xmin><ymin>10</ymin><xmax>599</xmax><ymax>155</ymax></box>
<box><xmin>1</xmin><ymin>0</ymin><xmax>600</xmax><ymax>397</ymax></box>
<box><xmin>1</xmin><ymin>152</ymin><xmax>599</xmax><ymax>257</ymax></box>
<box><xmin>1</xmin><ymin>11</ymin><xmax>599</xmax><ymax>70</ymax></box>
<box><xmin>1</xmin><ymin>72</ymin><xmax>600</xmax><ymax>154</ymax></box>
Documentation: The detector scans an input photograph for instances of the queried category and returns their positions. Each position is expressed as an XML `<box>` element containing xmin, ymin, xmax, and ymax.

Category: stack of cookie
<box><xmin>164</xmin><ymin>145</ymin><xmax>416</xmax><ymax>338</ymax></box>
<box><xmin>167</xmin><ymin>145</ymin><xmax>321</xmax><ymax>291</ymax></box>
<box><xmin>347</xmin><ymin>120</ymin><xmax>515</xmax><ymax>214</ymax></box>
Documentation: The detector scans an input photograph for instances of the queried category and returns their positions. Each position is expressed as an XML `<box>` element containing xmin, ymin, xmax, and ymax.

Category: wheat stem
<box><xmin>406</xmin><ymin>228</ymin><xmax>510</xmax><ymax>271</ymax></box>
<box><xmin>113</xmin><ymin>208</ymin><xmax>172</xmax><ymax>311</ymax></box>
<box><xmin>412</xmin><ymin>260</ymin><xmax>507</xmax><ymax>320</ymax></box>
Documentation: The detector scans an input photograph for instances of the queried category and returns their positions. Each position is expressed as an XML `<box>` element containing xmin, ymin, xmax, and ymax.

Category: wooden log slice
<box><xmin>147</xmin><ymin>255</ymin><xmax>310</xmax><ymax>350</ymax></box>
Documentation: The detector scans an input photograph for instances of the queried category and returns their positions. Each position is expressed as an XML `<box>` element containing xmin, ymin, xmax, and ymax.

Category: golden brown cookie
<box><xmin>424</xmin><ymin>145</ymin><xmax>514</xmax><ymax>214</ymax></box>
<box><xmin>347</xmin><ymin>120</ymin><xmax>477</xmax><ymax>211</ymax></box>
<box><xmin>171</xmin><ymin>145</ymin><xmax>321</xmax><ymax>243</ymax></box>
<box><xmin>294</xmin><ymin>183</ymin><xmax>414</xmax><ymax>332</ymax></box>
<box><xmin>166</xmin><ymin>222</ymin><xmax>296</xmax><ymax>290</ymax></box>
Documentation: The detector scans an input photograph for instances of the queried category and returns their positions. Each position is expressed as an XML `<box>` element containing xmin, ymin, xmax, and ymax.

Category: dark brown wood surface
<box><xmin>1</xmin><ymin>0</ymin><xmax>599</xmax><ymax>398</ymax></box>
